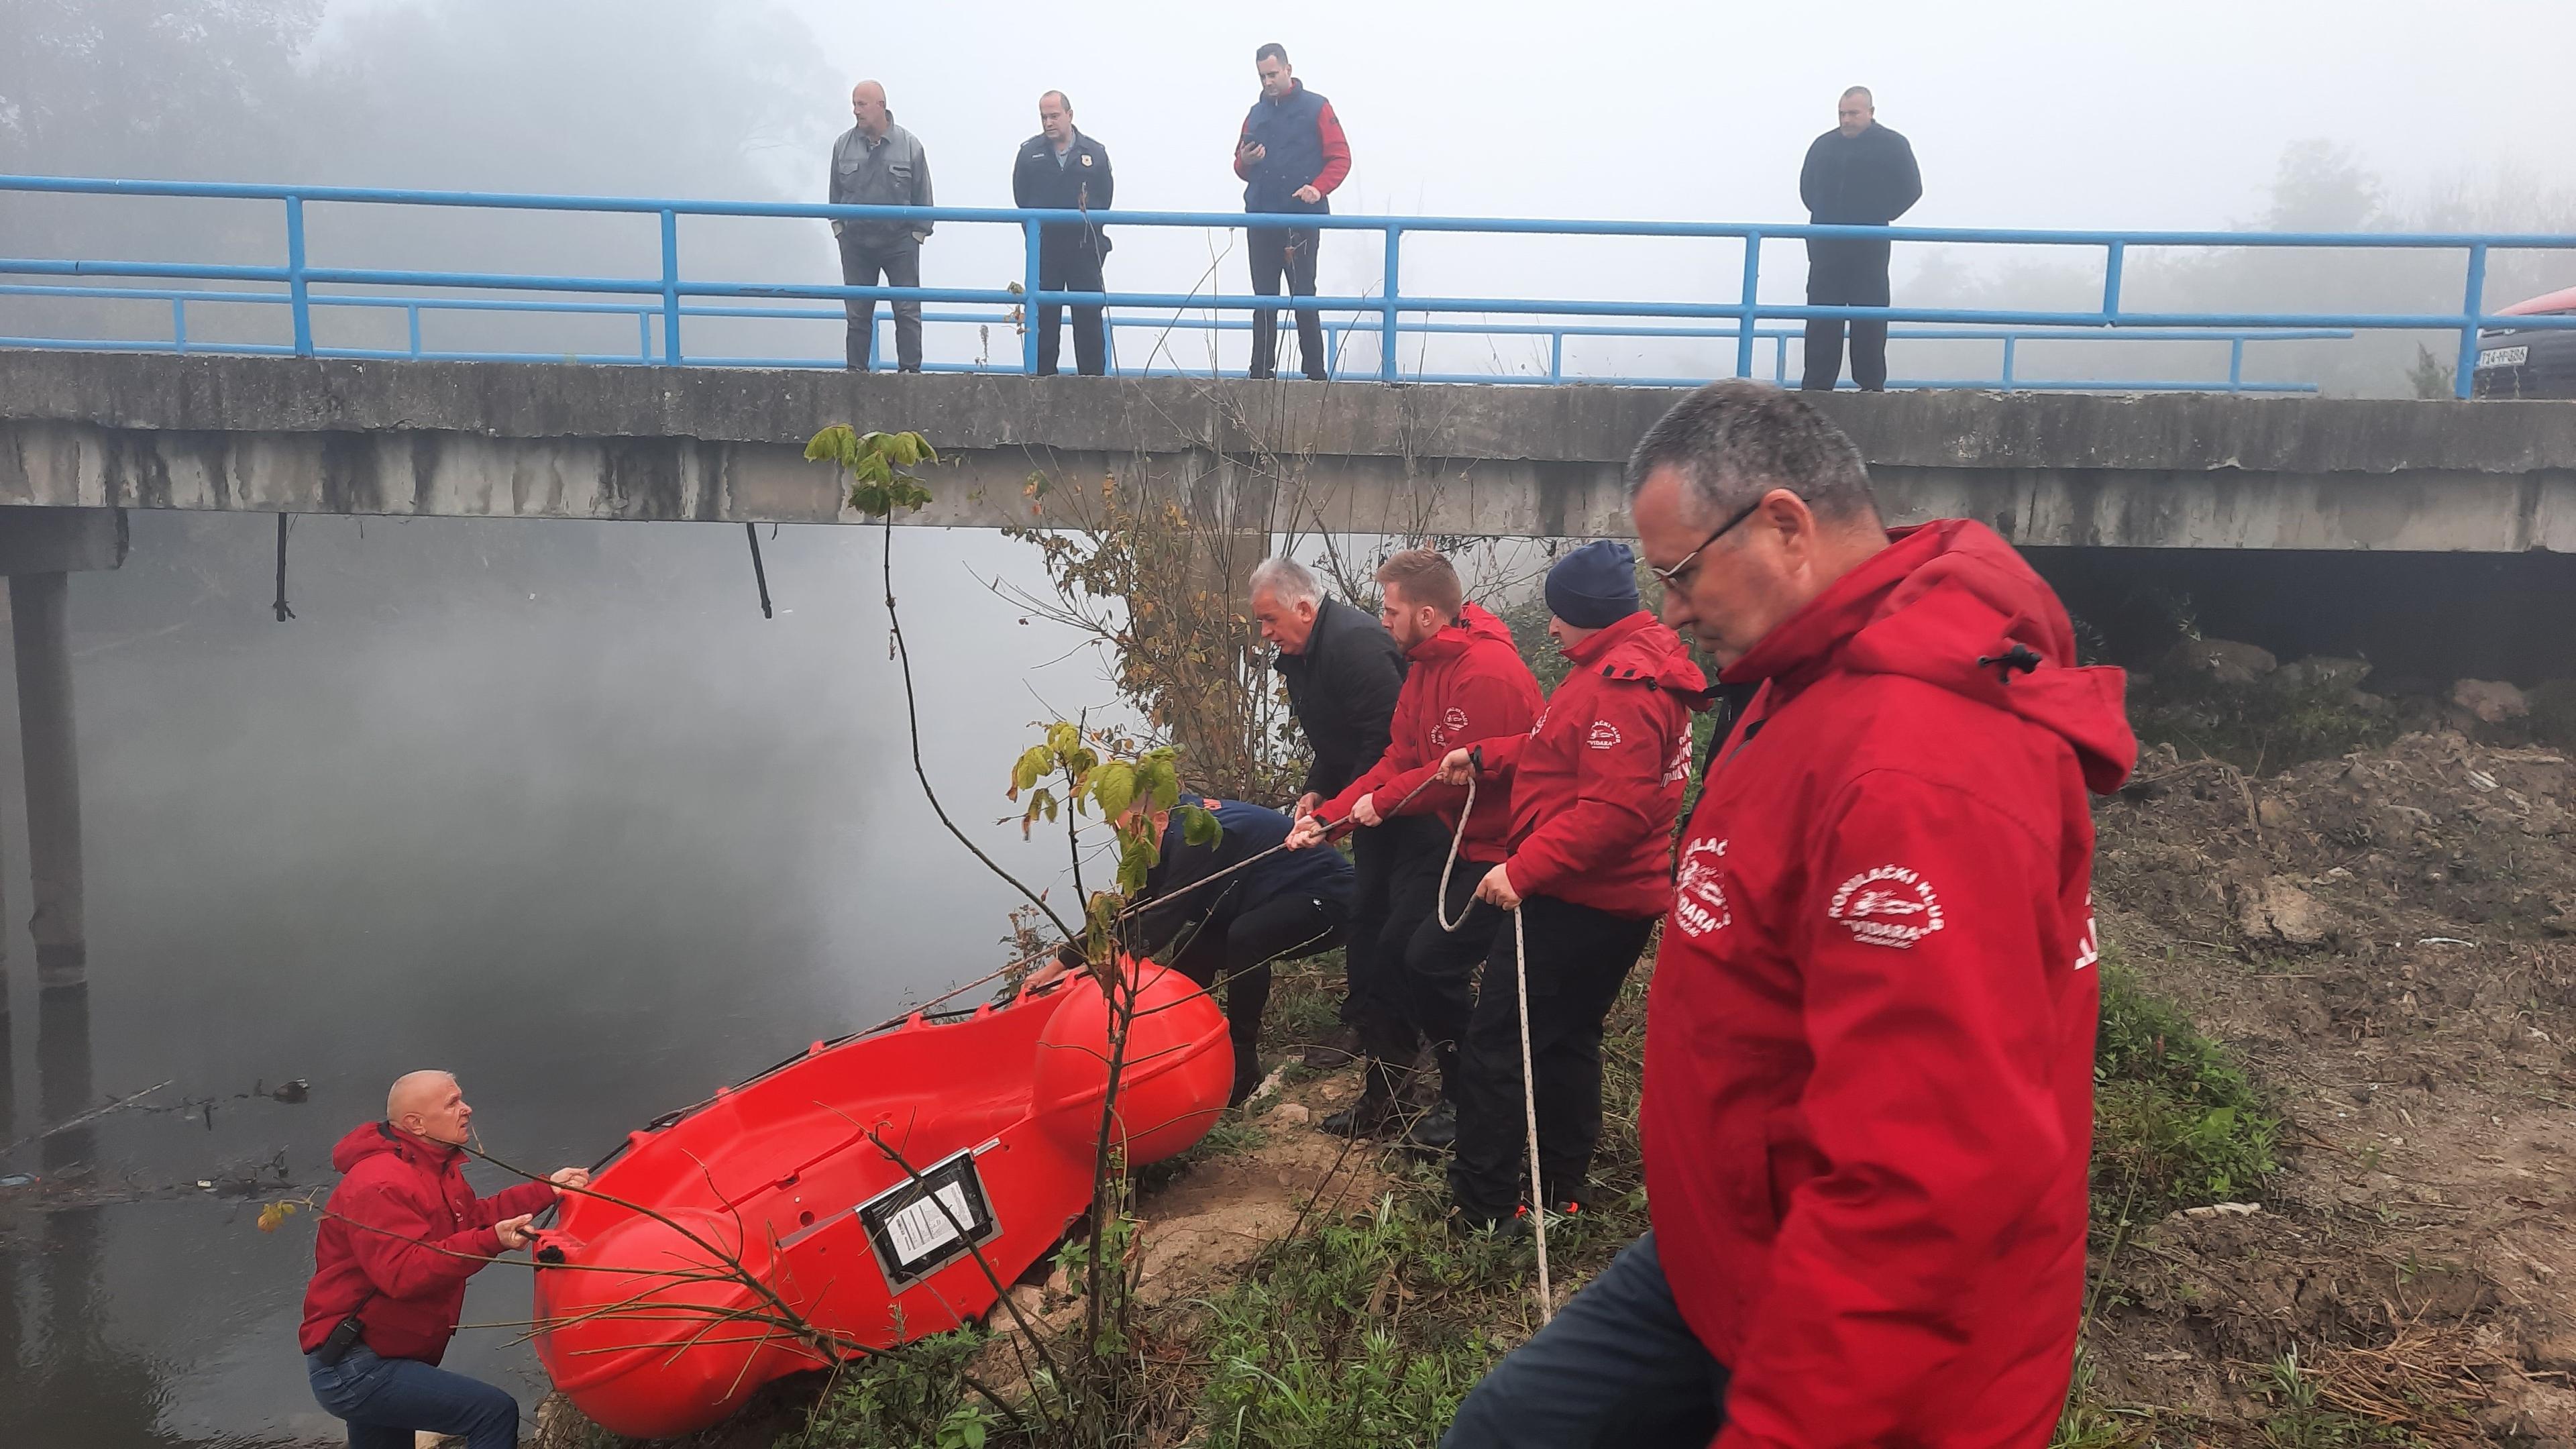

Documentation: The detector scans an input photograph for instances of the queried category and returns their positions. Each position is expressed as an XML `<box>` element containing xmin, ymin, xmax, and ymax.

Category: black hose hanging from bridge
<box><xmin>272</xmin><ymin>513</ymin><xmax>296</xmax><ymax>622</ymax></box>
<box><xmin>744</xmin><ymin>522</ymin><xmax>773</xmax><ymax>620</ymax></box>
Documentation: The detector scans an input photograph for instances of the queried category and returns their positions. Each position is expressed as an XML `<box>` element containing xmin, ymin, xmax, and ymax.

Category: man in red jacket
<box><xmin>1432</xmin><ymin>540</ymin><xmax>1706</xmax><ymax>1231</ymax></box>
<box><xmin>1288</xmin><ymin>549</ymin><xmax>1541</xmax><ymax>1146</ymax></box>
<box><xmin>1443</xmin><ymin>382</ymin><xmax>2133</xmax><ymax>1448</ymax></box>
<box><xmin>301</xmin><ymin>1070</ymin><xmax>591</xmax><ymax>1449</ymax></box>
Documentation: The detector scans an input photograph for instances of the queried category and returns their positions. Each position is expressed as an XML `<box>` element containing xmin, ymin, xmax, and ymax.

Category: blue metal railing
<box><xmin>2</xmin><ymin>174</ymin><xmax>2571</xmax><ymax>396</ymax></box>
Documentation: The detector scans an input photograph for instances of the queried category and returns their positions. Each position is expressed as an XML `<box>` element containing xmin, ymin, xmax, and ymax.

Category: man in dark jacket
<box><xmin>302</xmin><ymin>1071</ymin><xmax>590</xmax><ymax>1449</ymax></box>
<box><xmin>1011</xmin><ymin>91</ymin><xmax>1114</xmax><ymax>376</ymax></box>
<box><xmin>1232</xmin><ymin>43</ymin><xmax>1352</xmax><ymax>381</ymax></box>
<box><xmin>1443</xmin><ymin>382</ymin><xmax>2133</xmax><ymax>1449</ymax></box>
<box><xmin>830</xmin><ymin>80</ymin><xmax>934</xmax><ymax>372</ymax></box>
<box><xmin>1798</xmin><ymin>87</ymin><xmax>1921</xmax><ymax>392</ymax></box>
<box><xmin>1434</xmin><ymin>541</ymin><xmax>1707</xmax><ymax>1232</ymax></box>
<box><xmin>1125</xmin><ymin>798</ymin><xmax>1353</xmax><ymax>1104</ymax></box>
<box><xmin>1251</xmin><ymin>555</ymin><xmax>1443</xmax><ymax>1078</ymax></box>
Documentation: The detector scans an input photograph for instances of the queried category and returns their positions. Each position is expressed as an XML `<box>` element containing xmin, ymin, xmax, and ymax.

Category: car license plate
<box><xmin>2477</xmin><ymin>345</ymin><xmax>2528</xmax><ymax>369</ymax></box>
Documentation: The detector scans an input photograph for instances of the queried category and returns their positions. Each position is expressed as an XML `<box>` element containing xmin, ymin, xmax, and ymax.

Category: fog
<box><xmin>1</xmin><ymin>3</ymin><xmax>2572</xmax><ymax>1442</ymax></box>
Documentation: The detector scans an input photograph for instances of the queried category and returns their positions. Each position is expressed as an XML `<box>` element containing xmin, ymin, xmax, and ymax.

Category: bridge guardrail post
<box><xmin>1022</xmin><ymin>219</ymin><xmax>1043</xmax><ymax>374</ymax></box>
<box><xmin>1735</xmin><ymin>233</ymin><xmax>1762</xmax><ymax>378</ymax></box>
<box><xmin>2455</xmin><ymin>242</ymin><xmax>2487</xmax><ymax>400</ymax></box>
<box><xmin>659</xmin><ymin>209</ymin><xmax>682</xmax><ymax>364</ymax></box>
<box><xmin>409</xmin><ymin>304</ymin><xmax>424</xmax><ymax>359</ymax></box>
<box><xmin>1381</xmin><ymin>225</ymin><xmax>1401</xmax><ymax>382</ymax></box>
<box><xmin>1549</xmin><ymin>331</ymin><xmax>1564</xmax><ymax>382</ymax></box>
<box><xmin>2001</xmin><ymin>335</ymin><xmax>2017</xmax><ymax>390</ymax></box>
<box><xmin>285</xmin><ymin>195</ymin><xmax>312</xmax><ymax>357</ymax></box>
<box><xmin>2229</xmin><ymin>337</ymin><xmax>2245</xmax><ymax>391</ymax></box>
<box><xmin>2102</xmin><ymin>241</ymin><xmax>2125</xmax><ymax>320</ymax></box>
<box><xmin>171</xmin><ymin>298</ymin><xmax>186</xmax><ymax>355</ymax></box>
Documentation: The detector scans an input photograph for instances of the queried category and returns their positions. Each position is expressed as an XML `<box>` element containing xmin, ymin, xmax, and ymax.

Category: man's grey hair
<box><xmin>1624</xmin><ymin>380</ymin><xmax>1879</xmax><ymax>526</ymax></box>
<box><xmin>1841</xmin><ymin>85</ymin><xmax>1874</xmax><ymax>104</ymax></box>
<box><xmin>1248</xmin><ymin>556</ymin><xmax>1324</xmax><ymax>607</ymax></box>
<box><xmin>1040</xmin><ymin>89</ymin><xmax>1072</xmax><ymax>113</ymax></box>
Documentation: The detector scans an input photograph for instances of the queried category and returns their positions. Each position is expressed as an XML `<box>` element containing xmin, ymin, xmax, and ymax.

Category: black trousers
<box><xmin>1169</xmin><ymin>889</ymin><xmax>1349</xmax><ymax>1049</ymax></box>
<box><xmin>1801</xmin><ymin>237</ymin><xmax>1892</xmax><ymax>392</ymax></box>
<box><xmin>1441</xmin><ymin>1232</ymin><xmax>1730</xmax><ymax>1449</ymax></box>
<box><xmin>1342</xmin><ymin>815</ymin><xmax>1445</xmax><ymax>1040</ymax></box>
<box><xmin>839</xmin><ymin>233</ymin><xmax>923</xmax><ymax>372</ymax></box>
<box><xmin>1036</xmin><ymin>243</ymin><xmax>1108</xmax><ymax>376</ymax></box>
<box><xmin>1248</xmin><ymin>223</ymin><xmax>1326</xmax><ymax>380</ymax></box>
<box><xmin>1448</xmin><ymin>895</ymin><xmax>1656</xmax><ymax>1214</ymax></box>
<box><xmin>1366</xmin><ymin>859</ymin><xmax>1507</xmax><ymax>1103</ymax></box>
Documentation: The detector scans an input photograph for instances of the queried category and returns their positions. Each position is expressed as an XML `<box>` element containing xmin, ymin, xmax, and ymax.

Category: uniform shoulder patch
<box><xmin>1826</xmin><ymin>865</ymin><xmax>1946</xmax><ymax>949</ymax></box>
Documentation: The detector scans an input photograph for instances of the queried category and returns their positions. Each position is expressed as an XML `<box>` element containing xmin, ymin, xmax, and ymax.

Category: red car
<box><xmin>2473</xmin><ymin>283</ymin><xmax>2576</xmax><ymax>398</ymax></box>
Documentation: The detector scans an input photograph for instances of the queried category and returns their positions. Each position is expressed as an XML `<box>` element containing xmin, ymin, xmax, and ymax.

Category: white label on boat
<box><xmin>879</xmin><ymin>1181</ymin><xmax>975</xmax><ymax>1263</ymax></box>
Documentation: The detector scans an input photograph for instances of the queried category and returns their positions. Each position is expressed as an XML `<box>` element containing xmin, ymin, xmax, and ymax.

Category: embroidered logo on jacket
<box><xmin>1672</xmin><ymin>837</ymin><xmax>1731</xmax><ymax>937</ymax></box>
<box><xmin>1827</xmin><ymin>865</ymin><xmax>1946</xmax><ymax>949</ymax></box>
<box><xmin>1663</xmin><ymin>733</ymin><xmax>1693</xmax><ymax>786</ymax></box>
<box><xmin>1431</xmin><ymin>705</ymin><xmax>1470</xmax><ymax>748</ymax></box>
<box><xmin>1586</xmin><ymin>720</ymin><xmax>1622</xmax><ymax>751</ymax></box>
<box><xmin>2072</xmin><ymin>906</ymin><xmax>2100</xmax><ymax>971</ymax></box>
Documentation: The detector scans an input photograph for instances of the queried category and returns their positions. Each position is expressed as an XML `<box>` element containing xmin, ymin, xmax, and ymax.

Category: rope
<box><xmin>271</xmin><ymin>513</ymin><xmax>295</xmax><ymax>622</ymax></box>
<box><xmin>1433</xmin><ymin>764</ymin><xmax>1553</xmax><ymax>1324</ymax></box>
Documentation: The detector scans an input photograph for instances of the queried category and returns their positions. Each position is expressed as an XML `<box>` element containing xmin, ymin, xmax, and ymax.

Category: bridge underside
<box><xmin>3</xmin><ymin>352</ymin><xmax>2573</xmax><ymax>550</ymax></box>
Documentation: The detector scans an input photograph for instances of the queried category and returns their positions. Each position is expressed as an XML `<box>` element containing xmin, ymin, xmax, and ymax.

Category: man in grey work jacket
<box><xmin>1012</xmin><ymin>91</ymin><xmax>1115</xmax><ymax>376</ymax></box>
<box><xmin>831</xmin><ymin>80</ymin><xmax>934</xmax><ymax>372</ymax></box>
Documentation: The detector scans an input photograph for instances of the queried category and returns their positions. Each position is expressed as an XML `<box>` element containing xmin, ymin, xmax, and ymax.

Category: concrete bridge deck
<box><xmin>3</xmin><ymin>350</ymin><xmax>2573</xmax><ymax>550</ymax></box>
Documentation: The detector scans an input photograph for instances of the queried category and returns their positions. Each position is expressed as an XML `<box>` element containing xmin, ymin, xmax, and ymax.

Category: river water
<box><xmin>0</xmin><ymin>513</ymin><xmax>1116</xmax><ymax>1446</ymax></box>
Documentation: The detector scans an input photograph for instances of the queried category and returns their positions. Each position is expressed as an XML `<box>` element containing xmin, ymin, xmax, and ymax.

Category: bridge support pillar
<box><xmin>14</xmin><ymin>572</ymin><xmax>87</xmax><ymax>993</ymax></box>
<box><xmin>0</xmin><ymin>508</ymin><xmax>125</xmax><ymax>1008</ymax></box>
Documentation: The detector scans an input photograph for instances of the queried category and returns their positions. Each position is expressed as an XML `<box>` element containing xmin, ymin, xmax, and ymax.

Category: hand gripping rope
<box><xmin>1434</xmin><ymin>751</ymin><xmax>1554</xmax><ymax>1324</ymax></box>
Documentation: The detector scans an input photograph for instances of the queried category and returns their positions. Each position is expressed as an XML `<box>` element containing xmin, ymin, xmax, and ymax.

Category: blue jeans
<box><xmin>307</xmin><ymin>1345</ymin><xmax>519</xmax><ymax>1449</ymax></box>
<box><xmin>1442</xmin><ymin>1232</ymin><xmax>1731</xmax><ymax>1449</ymax></box>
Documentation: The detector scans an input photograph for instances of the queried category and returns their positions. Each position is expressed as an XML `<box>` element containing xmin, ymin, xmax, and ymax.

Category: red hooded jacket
<box><xmin>1464</xmin><ymin>612</ymin><xmax>1707</xmax><ymax>918</ymax></box>
<box><xmin>1643</xmin><ymin>521</ymin><xmax>2133</xmax><ymax>1448</ymax></box>
<box><xmin>1322</xmin><ymin>602</ymin><xmax>1542</xmax><ymax>864</ymax></box>
<box><xmin>299</xmin><ymin>1121</ymin><xmax>557</xmax><ymax>1364</ymax></box>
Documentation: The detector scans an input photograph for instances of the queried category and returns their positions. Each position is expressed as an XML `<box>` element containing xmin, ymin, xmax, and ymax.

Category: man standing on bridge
<box><xmin>1012</xmin><ymin>91</ymin><xmax>1116</xmax><ymax>376</ymax></box>
<box><xmin>830</xmin><ymin>80</ymin><xmax>934</xmax><ymax>372</ymax></box>
<box><xmin>1233</xmin><ymin>43</ymin><xmax>1351</xmax><ymax>382</ymax></box>
<box><xmin>1799</xmin><ymin>86</ymin><xmax>1921</xmax><ymax>392</ymax></box>
<box><xmin>1442</xmin><ymin>381</ymin><xmax>2133</xmax><ymax>1447</ymax></box>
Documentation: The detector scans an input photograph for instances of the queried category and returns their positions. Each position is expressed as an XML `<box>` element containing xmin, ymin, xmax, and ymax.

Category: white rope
<box><xmin>1434</xmin><ymin>767</ymin><xmax>1554</xmax><ymax>1324</ymax></box>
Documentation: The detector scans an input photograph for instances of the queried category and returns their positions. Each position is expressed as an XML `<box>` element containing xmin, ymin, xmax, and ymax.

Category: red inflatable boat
<box><xmin>529</xmin><ymin>961</ymin><xmax>1231</xmax><ymax>1438</ymax></box>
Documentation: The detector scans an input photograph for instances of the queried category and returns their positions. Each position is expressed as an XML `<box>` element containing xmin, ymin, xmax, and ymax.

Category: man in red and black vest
<box><xmin>301</xmin><ymin>1071</ymin><xmax>591</xmax><ymax>1449</ymax></box>
<box><xmin>1433</xmin><ymin>541</ymin><xmax>1707</xmax><ymax>1232</ymax></box>
<box><xmin>1232</xmin><ymin>42</ymin><xmax>1352</xmax><ymax>381</ymax></box>
<box><xmin>1442</xmin><ymin>382</ymin><xmax>2134</xmax><ymax>1448</ymax></box>
<box><xmin>1289</xmin><ymin>549</ymin><xmax>1541</xmax><ymax>1147</ymax></box>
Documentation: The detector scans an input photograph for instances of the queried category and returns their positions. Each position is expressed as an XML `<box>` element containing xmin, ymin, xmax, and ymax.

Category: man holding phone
<box><xmin>301</xmin><ymin>1071</ymin><xmax>591</xmax><ymax>1449</ymax></box>
<box><xmin>1232</xmin><ymin>42</ymin><xmax>1351</xmax><ymax>381</ymax></box>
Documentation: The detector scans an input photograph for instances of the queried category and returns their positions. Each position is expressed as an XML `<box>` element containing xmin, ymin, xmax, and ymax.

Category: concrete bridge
<box><xmin>3</xmin><ymin>351</ymin><xmax>2573</xmax><ymax>552</ymax></box>
<box><xmin>1</xmin><ymin>347</ymin><xmax>2574</xmax><ymax>1002</ymax></box>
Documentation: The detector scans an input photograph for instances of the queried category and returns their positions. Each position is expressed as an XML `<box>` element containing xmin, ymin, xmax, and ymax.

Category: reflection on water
<box><xmin>1</xmin><ymin>513</ymin><xmax>1110</xmax><ymax>1446</ymax></box>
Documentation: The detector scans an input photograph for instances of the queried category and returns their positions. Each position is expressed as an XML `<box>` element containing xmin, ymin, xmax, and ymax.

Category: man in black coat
<box><xmin>1250</xmin><ymin>556</ymin><xmax>1442</xmax><ymax>1112</ymax></box>
<box><xmin>1799</xmin><ymin>87</ymin><xmax>1921</xmax><ymax>392</ymax></box>
<box><xmin>1012</xmin><ymin>90</ymin><xmax>1114</xmax><ymax>376</ymax></box>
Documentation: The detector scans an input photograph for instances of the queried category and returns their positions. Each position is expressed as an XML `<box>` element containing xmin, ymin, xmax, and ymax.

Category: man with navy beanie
<box><xmin>1434</xmin><ymin>539</ymin><xmax>1707</xmax><ymax>1230</ymax></box>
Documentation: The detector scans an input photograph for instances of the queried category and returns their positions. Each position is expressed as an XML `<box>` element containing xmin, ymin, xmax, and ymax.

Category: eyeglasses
<box><xmin>1648</xmin><ymin>494</ymin><xmax>1784</xmax><ymax>587</ymax></box>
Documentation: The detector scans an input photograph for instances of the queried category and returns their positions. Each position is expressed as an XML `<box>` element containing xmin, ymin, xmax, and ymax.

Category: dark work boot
<box><xmin>1321</xmin><ymin>1065</ymin><xmax>1401</xmax><ymax>1138</ymax></box>
<box><xmin>1228</xmin><ymin>1033</ymin><xmax>1264</xmax><ymax>1108</ymax></box>
<box><xmin>1401</xmin><ymin>1098</ymin><xmax>1458</xmax><ymax>1152</ymax></box>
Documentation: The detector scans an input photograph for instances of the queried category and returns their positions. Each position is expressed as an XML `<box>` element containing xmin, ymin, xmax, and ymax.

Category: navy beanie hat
<box><xmin>1544</xmin><ymin>539</ymin><xmax>1642</xmax><ymax>629</ymax></box>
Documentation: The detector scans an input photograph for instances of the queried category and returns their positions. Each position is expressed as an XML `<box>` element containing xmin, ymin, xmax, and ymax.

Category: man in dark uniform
<box><xmin>1011</xmin><ymin>91</ymin><xmax>1114</xmax><ymax>377</ymax></box>
<box><xmin>1039</xmin><ymin>796</ymin><xmax>1351</xmax><ymax>1106</ymax></box>
<box><xmin>1232</xmin><ymin>43</ymin><xmax>1352</xmax><ymax>381</ymax></box>
<box><xmin>1798</xmin><ymin>86</ymin><xmax>1921</xmax><ymax>392</ymax></box>
<box><xmin>1249</xmin><ymin>556</ymin><xmax>1442</xmax><ymax>1101</ymax></box>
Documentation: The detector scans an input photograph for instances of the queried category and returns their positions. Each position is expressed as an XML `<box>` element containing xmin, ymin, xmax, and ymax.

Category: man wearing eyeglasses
<box><xmin>1442</xmin><ymin>381</ymin><xmax>2135</xmax><ymax>1448</ymax></box>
